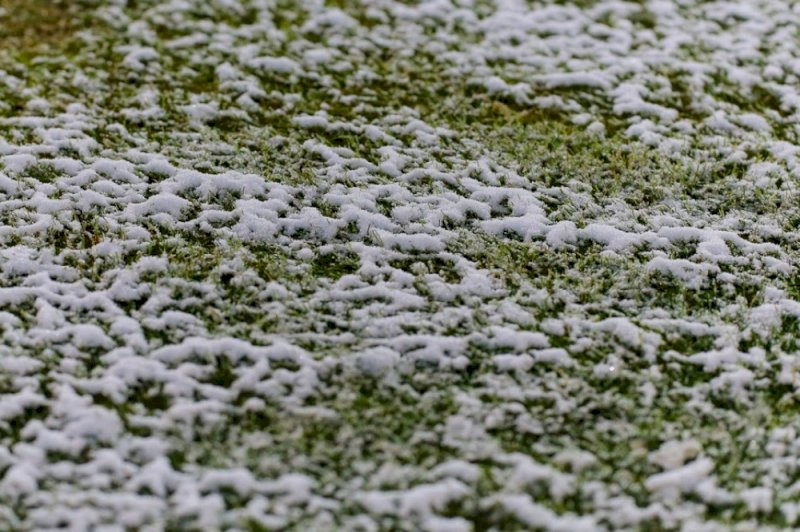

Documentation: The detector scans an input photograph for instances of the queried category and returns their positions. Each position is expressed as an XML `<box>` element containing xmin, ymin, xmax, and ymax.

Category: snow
<box><xmin>645</xmin><ymin>458</ymin><xmax>714</xmax><ymax>495</ymax></box>
<box><xmin>1</xmin><ymin>0</ymin><xmax>799</xmax><ymax>528</ymax></box>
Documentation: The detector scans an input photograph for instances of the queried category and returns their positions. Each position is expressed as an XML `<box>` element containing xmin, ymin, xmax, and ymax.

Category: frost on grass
<box><xmin>2</xmin><ymin>0</ymin><xmax>800</xmax><ymax>530</ymax></box>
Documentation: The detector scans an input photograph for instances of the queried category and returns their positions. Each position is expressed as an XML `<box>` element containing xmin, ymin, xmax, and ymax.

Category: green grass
<box><xmin>2</xmin><ymin>0</ymin><xmax>800</xmax><ymax>530</ymax></box>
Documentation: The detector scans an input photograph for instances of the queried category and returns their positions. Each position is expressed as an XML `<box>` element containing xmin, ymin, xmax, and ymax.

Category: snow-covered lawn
<box><xmin>1</xmin><ymin>0</ymin><xmax>799</xmax><ymax>529</ymax></box>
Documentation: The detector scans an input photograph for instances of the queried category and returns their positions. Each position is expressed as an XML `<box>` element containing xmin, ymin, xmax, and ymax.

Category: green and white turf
<box><xmin>1</xmin><ymin>0</ymin><xmax>800</xmax><ymax>529</ymax></box>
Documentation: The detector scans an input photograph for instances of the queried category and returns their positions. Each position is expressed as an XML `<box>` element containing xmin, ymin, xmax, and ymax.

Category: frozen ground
<box><xmin>1</xmin><ymin>0</ymin><xmax>800</xmax><ymax>529</ymax></box>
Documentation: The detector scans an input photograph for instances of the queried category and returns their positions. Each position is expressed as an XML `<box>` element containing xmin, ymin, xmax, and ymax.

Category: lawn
<box><xmin>0</xmin><ymin>0</ymin><xmax>798</xmax><ymax>530</ymax></box>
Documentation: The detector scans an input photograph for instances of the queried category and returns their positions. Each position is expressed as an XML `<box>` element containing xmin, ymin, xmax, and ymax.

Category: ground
<box><xmin>0</xmin><ymin>0</ymin><xmax>799</xmax><ymax>530</ymax></box>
